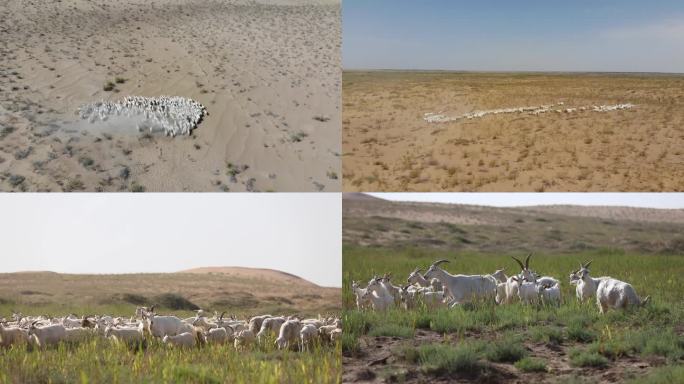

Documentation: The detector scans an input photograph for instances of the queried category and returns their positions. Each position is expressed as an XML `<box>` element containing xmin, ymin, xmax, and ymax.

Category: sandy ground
<box><xmin>343</xmin><ymin>330</ymin><xmax>658</xmax><ymax>384</ymax></box>
<box><xmin>0</xmin><ymin>0</ymin><xmax>340</xmax><ymax>192</ymax></box>
<box><xmin>342</xmin><ymin>71</ymin><xmax>684</xmax><ymax>192</ymax></box>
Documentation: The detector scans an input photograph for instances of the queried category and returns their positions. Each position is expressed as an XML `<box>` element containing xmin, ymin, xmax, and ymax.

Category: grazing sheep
<box><xmin>275</xmin><ymin>320</ymin><xmax>301</xmax><ymax>350</ymax></box>
<box><xmin>162</xmin><ymin>332</ymin><xmax>198</xmax><ymax>348</ymax></box>
<box><xmin>299</xmin><ymin>324</ymin><xmax>318</xmax><ymax>351</ymax></box>
<box><xmin>104</xmin><ymin>326</ymin><xmax>144</xmax><ymax>345</ymax></box>
<box><xmin>205</xmin><ymin>327</ymin><xmax>229</xmax><ymax>345</ymax></box>
<box><xmin>234</xmin><ymin>329</ymin><xmax>255</xmax><ymax>351</ymax></box>
<box><xmin>0</xmin><ymin>323</ymin><xmax>29</xmax><ymax>347</ymax></box>
<box><xmin>248</xmin><ymin>314</ymin><xmax>271</xmax><ymax>334</ymax></box>
<box><xmin>596</xmin><ymin>278</ymin><xmax>650</xmax><ymax>314</ymax></box>
<box><xmin>257</xmin><ymin>317</ymin><xmax>286</xmax><ymax>343</ymax></box>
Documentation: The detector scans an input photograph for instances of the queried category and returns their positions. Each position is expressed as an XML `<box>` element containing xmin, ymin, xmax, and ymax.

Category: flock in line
<box><xmin>351</xmin><ymin>254</ymin><xmax>650</xmax><ymax>313</ymax></box>
<box><xmin>78</xmin><ymin>96</ymin><xmax>208</xmax><ymax>136</ymax></box>
<box><xmin>0</xmin><ymin>306</ymin><xmax>341</xmax><ymax>351</ymax></box>
<box><xmin>423</xmin><ymin>102</ymin><xmax>635</xmax><ymax>123</ymax></box>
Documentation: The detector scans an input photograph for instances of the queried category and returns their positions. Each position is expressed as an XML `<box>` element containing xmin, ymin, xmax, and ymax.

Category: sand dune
<box><xmin>0</xmin><ymin>0</ymin><xmax>340</xmax><ymax>191</ymax></box>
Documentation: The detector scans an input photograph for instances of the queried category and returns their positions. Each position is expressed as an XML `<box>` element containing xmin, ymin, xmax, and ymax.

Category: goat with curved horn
<box><xmin>511</xmin><ymin>256</ymin><xmax>525</xmax><ymax>270</ymax></box>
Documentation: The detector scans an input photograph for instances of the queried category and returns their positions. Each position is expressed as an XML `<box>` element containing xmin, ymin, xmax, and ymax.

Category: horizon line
<box><xmin>343</xmin><ymin>68</ymin><xmax>684</xmax><ymax>75</ymax></box>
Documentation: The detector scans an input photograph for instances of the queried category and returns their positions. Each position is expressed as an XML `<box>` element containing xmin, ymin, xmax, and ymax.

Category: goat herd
<box><xmin>0</xmin><ymin>306</ymin><xmax>341</xmax><ymax>351</ymax></box>
<box><xmin>351</xmin><ymin>254</ymin><xmax>650</xmax><ymax>313</ymax></box>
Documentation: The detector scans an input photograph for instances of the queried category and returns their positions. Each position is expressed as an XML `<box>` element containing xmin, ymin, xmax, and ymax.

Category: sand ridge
<box><xmin>0</xmin><ymin>0</ymin><xmax>341</xmax><ymax>192</ymax></box>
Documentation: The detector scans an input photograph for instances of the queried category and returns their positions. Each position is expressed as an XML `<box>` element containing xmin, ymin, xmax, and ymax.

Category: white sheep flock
<box><xmin>424</xmin><ymin>102</ymin><xmax>635</xmax><ymax>123</ymax></box>
<box><xmin>0</xmin><ymin>307</ymin><xmax>341</xmax><ymax>351</ymax></box>
<box><xmin>78</xmin><ymin>96</ymin><xmax>208</xmax><ymax>137</ymax></box>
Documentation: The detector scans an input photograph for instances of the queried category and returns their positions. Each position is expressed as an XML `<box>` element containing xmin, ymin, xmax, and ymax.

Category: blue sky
<box><xmin>369</xmin><ymin>193</ymin><xmax>684</xmax><ymax>209</ymax></box>
<box><xmin>343</xmin><ymin>1</ymin><xmax>684</xmax><ymax>72</ymax></box>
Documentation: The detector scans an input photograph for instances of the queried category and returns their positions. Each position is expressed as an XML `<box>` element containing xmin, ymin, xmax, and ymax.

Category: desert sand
<box><xmin>342</xmin><ymin>71</ymin><xmax>684</xmax><ymax>192</ymax></box>
<box><xmin>0</xmin><ymin>0</ymin><xmax>340</xmax><ymax>192</ymax></box>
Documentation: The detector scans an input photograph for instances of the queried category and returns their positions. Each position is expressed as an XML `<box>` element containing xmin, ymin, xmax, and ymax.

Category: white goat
<box><xmin>572</xmin><ymin>261</ymin><xmax>611</xmax><ymax>303</ymax></box>
<box><xmin>0</xmin><ymin>323</ymin><xmax>29</xmax><ymax>347</ymax></box>
<box><xmin>351</xmin><ymin>281</ymin><xmax>371</xmax><ymax>310</ymax></box>
<box><xmin>299</xmin><ymin>324</ymin><xmax>318</xmax><ymax>351</ymax></box>
<box><xmin>596</xmin><ymin>278</ymin><xmax>650</xmax><ymax>314</ymax></box>
<box><xmin>423</xmin><ymin>259</ymin><xmax>496</xmax><ymax>306</ymax></box>
<box><xmin>28</xmin><ymin>322</ymin><xmax>66</xmax><ymax>349</ymax></box>
<box><xmin>275</xmin><ymin>320</ymin><xmax>301</xmax><ymax>350</ymax></box>
<box><xmin>104</xmin><ymin>326</ymin><xmax>144</xmax><ymax>344</ymax></box>
<box><xmin>162</xmin><ymin>332</ymin><xmax>198</xmax><ymax>348</ymax></box>
<box><xmin>234</xmin><ymin>329</ymin><xmax>255</xmax><ymax>351</ymax></box>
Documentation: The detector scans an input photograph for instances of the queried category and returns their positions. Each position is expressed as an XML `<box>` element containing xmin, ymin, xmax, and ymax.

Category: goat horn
<box><xmin>584</xmin><ymin>260</ymin><xmax>592</xmax><ymax>269</ymax></box>
<box><xmin>431</xmin><ymin>259</ymin><xmax>449</xmax><ymax>267</ymax></box>
<box><xmin>511</xmin><ymin>256</ymin><xmax>525</xmax><ymax>270</ymax></box>
<box><xmin>220</xmin><ymin>311</ymin><xmax>226</xmax><ymax>320</ymax></box>
<box><xmin>525</xmin><ymin>253</ymin><xmax>532</xmax><ymax>269</ymax></box>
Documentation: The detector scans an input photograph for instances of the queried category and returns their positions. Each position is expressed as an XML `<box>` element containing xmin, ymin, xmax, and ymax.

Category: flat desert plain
<box><xmin>342</xmin><ymin>71</ymin><xmax>684</xmax><ymax>192</ymax></box>
<box><xmin>0</xmin><ymin>0</ymin><xmax>340</xmax><ymax>192</ymax></box>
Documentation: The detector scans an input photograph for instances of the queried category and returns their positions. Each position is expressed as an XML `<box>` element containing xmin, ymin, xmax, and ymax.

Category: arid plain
<box><xmin>0</xmin><ymin>0</ymin><xmax>340</xmax><ymax>192</ymax></box>
<box><xmin>342</xmin><ymin>71</ymin><xmax>684</xmax><ymax>192</ymax></box>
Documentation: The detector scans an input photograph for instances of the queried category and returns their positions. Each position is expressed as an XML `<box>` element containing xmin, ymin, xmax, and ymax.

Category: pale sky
<box><xmin>0</xmin><ymin>194</ymin><xmax>341</xmax><ymax>287</ymax></box>
<box><xmin>369</xmin><ymin>193</ymin><xmax>684</xmax><ymax>209</ymax></box>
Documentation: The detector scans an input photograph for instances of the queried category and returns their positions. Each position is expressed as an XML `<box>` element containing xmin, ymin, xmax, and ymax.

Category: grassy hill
<box><xmin>343</xmin><ymin>194</ymin><xmax>684</xmax><ymax>254</ymax></box>
<box><xmin>0</xmin><ymin>267</ymin><xmax>340</xmax><ymax>318</ymax></box>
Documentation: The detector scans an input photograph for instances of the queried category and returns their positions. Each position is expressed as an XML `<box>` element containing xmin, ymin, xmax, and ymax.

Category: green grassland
<box><xmin>342</xmin><ymin>246</ymin><xmax>684</xmax><ymax>383</ymax></box>
<box><xmin>0</xmin><ymin>271</ymin><xmax>341</xmax><ymax>384</ymax></box>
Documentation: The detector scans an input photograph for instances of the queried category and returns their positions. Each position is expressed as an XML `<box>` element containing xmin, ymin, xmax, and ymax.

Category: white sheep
<box><xmin>234</xmin><ymin>329</ymin><xmax>255</xmax><ymax>351</ymax></box>
<box><xmin>596</xmin><ymin>278</ymin><xmax>650</xmax><ymax>313</ymax></box>
<box><xmin>104</xmin><ymin>326</ymin><xmax>144</xmax><ymax>345</ymax></box>
<box><xmin>162</xmin><ymin>332</ymin><xmax>198</xmax><ymax>348</ymax></box>
<box><xmin>248</xmin><ymin>314</ymin><xmax>272</xmax><ymax>334</ymax></box>
<box><xmin>0</xmin><ymin>323</ymin><xmax>29</xmax><ymax>347</ymax></box>
<box><xmin>299</xmin><ymin>324</ymin><xmax>319</xmax><ymax>351</ymax></box>
<box><xmin>257</xmin><ymin>317</ymin><xmax>286</xmax><ymax>343</ymax></box>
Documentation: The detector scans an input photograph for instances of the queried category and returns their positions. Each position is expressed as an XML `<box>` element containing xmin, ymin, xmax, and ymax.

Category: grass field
<box><xmin>342</xmin><ymin>246</ymin><xmax>684</xmax><ymax>383</ymax></box>
<box><xmin>0</xmin><ymin>303</ymin><xmax>341</xmax><ymax>384</ymax></box>
<box><xmin>0</xmin><ymin>269</ymin><xmax>341</xmax><ymax>383</ymax></box>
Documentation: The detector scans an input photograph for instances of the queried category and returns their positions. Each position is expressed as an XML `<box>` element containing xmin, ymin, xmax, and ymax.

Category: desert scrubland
<box><xmin>342</xmin><ymin>194</ymin><xmax>684</xmax><ymax>383</ymax></box>
<box><xmin>342</xmin><ymin>71</ymin><xmax>684</xmax><ymax>192</ymax></box>
<box><xmin>0</xmin><ymin>0</ymin><xmax>340</xmax><ymax>192</ymax></box>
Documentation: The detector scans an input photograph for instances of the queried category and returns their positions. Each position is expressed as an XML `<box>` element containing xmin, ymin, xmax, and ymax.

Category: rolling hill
<box><xmin>343</xmin><ymin>193</ymin><xmax>684</xmax><ymax>254</ymax></box>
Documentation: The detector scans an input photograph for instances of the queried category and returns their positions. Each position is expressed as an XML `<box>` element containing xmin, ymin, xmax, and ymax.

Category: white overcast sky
<box><xmin>369</xmin><ymin>193</ymin><xmax>684</xmax><ymax>209</ymax></box>
<box><xmin>0</xmin><ymin>194</ymin><xmax>341</xmax><ymax>287</ymax></box>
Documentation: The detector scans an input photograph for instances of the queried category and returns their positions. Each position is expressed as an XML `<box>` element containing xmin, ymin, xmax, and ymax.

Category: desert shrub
<box><xmin>570</xmin><ymin>349</ymin><xmax>608</xmax><ymax>368</ymax></box>
<box><xmin>484</xmin><ymin>338</ymin><xmax>527</xmax><ymax>363</ymax></box>
<box><xmin>514</xmin><ymin>357</ymin><xmax>547</xmax><ymax>372</ymax></box>
<box><xmin>154</xmin><ymin>293</ymin><xmax>198</xmax><ymax>311</ymax></box>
